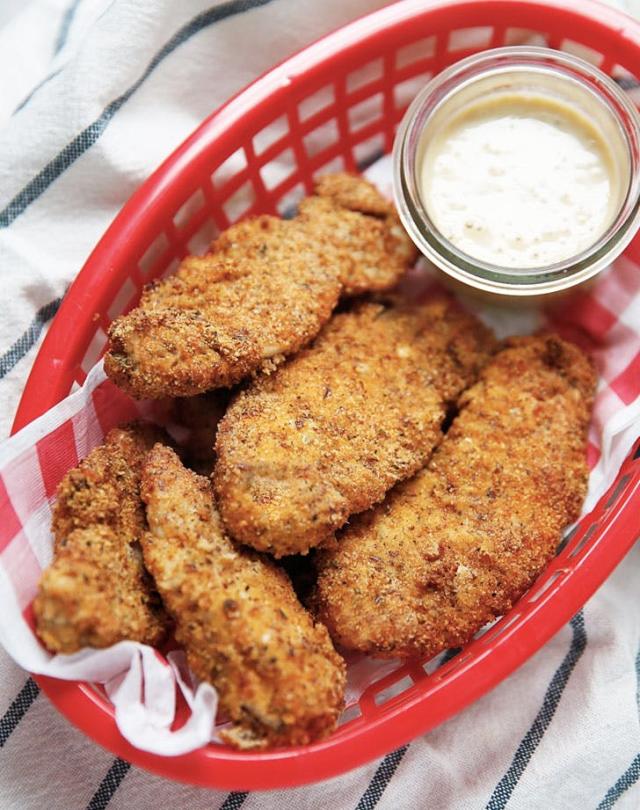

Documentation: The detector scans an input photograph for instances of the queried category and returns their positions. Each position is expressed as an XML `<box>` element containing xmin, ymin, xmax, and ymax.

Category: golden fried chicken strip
<box><xmin>105</xmin><ymin>174</ymin><xmax>415</xmax><ymax>399</ymax></box>
<box><xmin>314</xmin><ymin>172</ymin><xmax>394</xmax><ymax>216</ymax></box>
<box><xmin>105</xmin><ymin>217</ymin><xmax>341</xmax><ymax>400</ymax></box>
<box><xmin>34</xmin><ymin>424</ymin><xmax>169</xmax><ymax>654</ymax></box>
<box><xmin>214</xmin><ymin>297</ymin><xmax>495</xmax><ymax>557</ymax></box>
<box><xmin>314</xmin><ymin>335</ymin><xmax>596</xmax><ymax>659</ymax></box>
<box><xmin>140</xmin><ymin>445</ymin><xmax>345</xmax><ymax>750</ymax></box>
<box><xmin>297</xmin><ymin>173</ymin><xmax>417</xmax><ymax>296</ymax></box>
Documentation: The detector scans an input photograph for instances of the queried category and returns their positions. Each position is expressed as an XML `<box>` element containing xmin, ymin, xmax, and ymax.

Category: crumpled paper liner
<box><xmin>0</xmin><ymin>157</ymin><xmax>639</xmax><ymax>755</ymax></box>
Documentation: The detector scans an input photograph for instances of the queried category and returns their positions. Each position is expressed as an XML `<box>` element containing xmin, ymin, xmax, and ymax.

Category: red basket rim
<box><xmin>10</xmin><ymin>0</ymin><xmax>640</xmax><ymax>790</ymax></box>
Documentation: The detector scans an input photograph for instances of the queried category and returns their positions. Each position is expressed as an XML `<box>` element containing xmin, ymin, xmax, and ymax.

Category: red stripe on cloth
<box><xmin>91</xmin><ymin>379</ymin><xmax>139</xmax><ymax>436</ymax></box>
<box><xmin>597</xmin><ymin>256</ymin><xmax>640</xmax><ymax>313</ymax></box>
<box><xmin>590</xmin><ymin>388</ymin><xmax>625</xmax><ymax>452</ymax></box>
<box><xmin>587</xmin><ymin>441</ymin><xmax>601</xmax><ymax>470</ymax></box>
<box><xmin>610</xmin><ymin>350</ymin><xmax>640</xmax><ymax>405</ymax></box>
<box><xmin>570</xmin><ymin>296</ymin><xmax>617</xmax><ymax>339</ymax></box>
<box><xmin>1</xmin><ymin>532</ymin><xmax>42</xmax><ymax>610</ymax></box>
<box><xmin>36</xmin><ymin>421</ymin><xmax>78</xmax><ymax>499</ymax></box>
<box><xmin>595</xmin><ymin>322</ymin><xmax>639</xmax><ymax>384</ymax></box>
<box><xmin>548</xmin><ymin>293</ymin><xmax>617</xmax><ymax>348</ymax></box>
<box><xmin>2</xmin><ymin>447</ymin><xmax>48</xmax><ymax>527</ymax></box>
<box><xmin>22</xmin><ymin>601</ymin><xmax>37</xmax><ymax>633</ymax></box>
<box><xmin>0</xmin><ymin>476</ymin><xmax>22</xmax><ymax>552</ymax></box>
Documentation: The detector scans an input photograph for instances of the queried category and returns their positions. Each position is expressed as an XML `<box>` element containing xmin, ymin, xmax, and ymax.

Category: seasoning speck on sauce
<box><xmin>420</xmin><ymin>94</ymin><xmax>621</xmax><ymax>268</ymax></box>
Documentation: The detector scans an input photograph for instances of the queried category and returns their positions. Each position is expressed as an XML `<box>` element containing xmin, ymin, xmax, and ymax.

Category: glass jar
<box><xmin>393</xmin><ymin>47</ymin><xmax>640</xmax><ymax>298</ymax></box>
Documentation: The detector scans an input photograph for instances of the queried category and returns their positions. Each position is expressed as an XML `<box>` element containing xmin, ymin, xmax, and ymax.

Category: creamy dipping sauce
<box><xmin>420</xmin><ymin>94</ymin><xmax>622</xmax><ymax>268</ymax></box>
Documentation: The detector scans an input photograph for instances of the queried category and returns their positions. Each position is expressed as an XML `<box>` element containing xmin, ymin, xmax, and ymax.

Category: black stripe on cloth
<box><xmin>597</xmin><ymin>755</ymin><xmax>640</xmax><ymax>809</ymax></box>
<box><xmin>358</xmin><ymin>148</ymin><xmax>385</xmax><ymax>172</ymax></box>
<box><xmin>86</xmin><ymin>758</ymin><xmax>131</xmax><ymax>810</ymax></box>
<box><xmin>349</xmin><ymin>645</ymin><xmax>460</xmax><ymax>809</ymax></box>
<box><xmin>217</xmin><ymin>649</ymin><xmax>456</xmax><ymax>810</ymax></box>
<box><xmin>0</xmin><ymin>678</ymin><xmax>40</xmax><ymax>748</ymax></box>
<box><xmin>485</xmin><ymin>610</ymin><xmax>587</xmax><ymax>810</ymax></box>
<box><xmin>54</xmin><ymin>0</ymin><xmax>83</xmax><ymax>55</ymax></box>
<box><xmin>0</xmin><ymin>296</ymin><xmax>62</xmax><ymax>381</ymax></box>
<box><xmin>595</xmin><ymin>645</ymin><xmax>640</xmax><ymax>809</ymax></box>
<box><xmin>13</xmin><ymin>69</ymin><xmax>65</xmax><ymax>116</ymax></box>
<box><xmin>347</xmin><ymin>645</ymin><xmax>480</xmax><ymax>810</ymax></box>
<box><xmin>0</xmin><ymin>0</ymin><xmax>277</xmax><ymax>230</ymax></box>
<box><xmin>219</xmin><ymin>792</ymin><xmax>249</xmax><ymax>810</ymax></box>
<box><xmin>615</xmin><ymin>76</ymin><xmax>640</xmax><ymax>91</ymax></box>
<box><xmin>439</xmin><ymin>646</ymin><xmax>461</xmax><ymax>667</ymax></box>
<box><xmin>354</xmin><ymin>745</ymin><xmax>409</xmax><ymax>810</ymax></box>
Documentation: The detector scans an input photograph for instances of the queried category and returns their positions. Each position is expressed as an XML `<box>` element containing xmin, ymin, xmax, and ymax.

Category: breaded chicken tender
<box><xmin>105</xmin><ymin>217</ymin><xmax>341</xmax><ymax>400</ymax></box>
<box><xmin>214</xmin><ymin>297</ymin><xmax>495</xmax><ymax>557</ymax></box>
<box><xmin>140</xmin><ymin>445</ymin><xmax>345</xmax><ymax>750</ymax></box>
<box><xmin>314</xmin><ymin>335</ymin><xmax>596</xmax><ymax>659</ymax></box>
<box><xmin>105</xmin><ymin>174</ymin><xmax>415</xmax><ymax>399</ymax></box>
<box><xmin>34</xmin><ymin>424</ymin><xmax>169</xmax><ymax>653</ymax></box>
<box><xmin>297</xmin><ymin>173</ymin><xmax>417</xmax><ymax>296</ymax></box>
<box><xmin>215</xmin><ymin>174</ymin><xmax>416</xmax><ymax>297</ymax></box>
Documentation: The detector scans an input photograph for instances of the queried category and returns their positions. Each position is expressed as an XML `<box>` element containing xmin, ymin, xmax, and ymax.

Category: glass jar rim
<box><xmin>393</xmin><ymin>46</ymin><xmax>640</xmax><ymax>296</ymax></box>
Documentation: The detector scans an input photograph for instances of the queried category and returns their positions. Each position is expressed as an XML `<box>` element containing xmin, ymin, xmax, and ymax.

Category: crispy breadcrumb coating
<box><xmin>314</xmin><ymin>335</ymin><xmax>596</xmax><ymax>659</ymax></box>
<box><xmin>34</xmin><ymin>424</ymin><xmax>169</xmax><ymax>654</ymax></box>
<box><xmin>140</xmin><ymin>445</ymin><xmax>345</xmax><ymax>750</ymax></box>
<box><xmin>297</xmin><ymin>173</ymin><xmax>417</xmax><ymax>296</ymax></box>
<box><xmin>104</xmin><ymin>174</ymin><xmax>415</xmax><ymax>399</ymax></box>
<box><xmin>105</xmin><ymin>217</ymin><xmax>341</xmax><ymax>400</ymax></box>
<box><xmin>214</xmin><ymin>297</ymin><xmax>495</xmax><ymax>557</ymax></box>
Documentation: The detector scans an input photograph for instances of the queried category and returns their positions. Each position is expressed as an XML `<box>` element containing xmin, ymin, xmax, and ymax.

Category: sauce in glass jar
<box><xmin>394</xmin><ymin>48</ymin><xmax>640</xmax><ymax>298</ymax></box>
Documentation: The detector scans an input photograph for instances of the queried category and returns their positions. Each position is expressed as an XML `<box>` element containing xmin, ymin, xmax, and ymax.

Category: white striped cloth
<box><xmin>0</xmin><ymin>1</ymin><xmax>638</xmax><ymax>808</ymax></box>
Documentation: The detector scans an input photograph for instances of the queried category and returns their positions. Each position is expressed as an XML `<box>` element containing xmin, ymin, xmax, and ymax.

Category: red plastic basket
<box><xmin>11</xmin><ymin>0</ymin><xmax>640</xmax><ymax>790</ymax></box>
